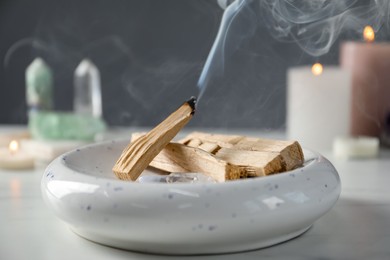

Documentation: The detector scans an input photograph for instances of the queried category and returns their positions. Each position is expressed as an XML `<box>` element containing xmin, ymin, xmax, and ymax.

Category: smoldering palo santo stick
<box><xmin>112</xmin><ymin>97</ymin><xmax>197</xmax><ymax>181</ymax></box>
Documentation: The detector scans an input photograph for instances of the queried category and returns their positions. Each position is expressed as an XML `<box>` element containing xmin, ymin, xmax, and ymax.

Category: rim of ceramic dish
<box><xmin>47</xmin><ymin>138</ymin><xmax>331</xmax><ymax>189</ymax></box>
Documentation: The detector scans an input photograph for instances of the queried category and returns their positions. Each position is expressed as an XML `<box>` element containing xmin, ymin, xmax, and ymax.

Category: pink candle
<box><xmin>340</xmin><ymin>42</ymin><xmax>390</xmax><ymax>137</ymax></box>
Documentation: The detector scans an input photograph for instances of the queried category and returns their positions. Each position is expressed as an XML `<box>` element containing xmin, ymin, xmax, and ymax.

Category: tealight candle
<box><xmin>0</xmin><ymin>131</ymin><xmax>30</xmax><ymax>147</ymax></box>
<box><xmin>0</xmin><ymin>140</ymin><xmax>34</xmax><ymax>170</ymax></box>
<box><xmin>333</xmin><ymin>136</ymin><xmax>379</xmax><ymax>159</ymax></box>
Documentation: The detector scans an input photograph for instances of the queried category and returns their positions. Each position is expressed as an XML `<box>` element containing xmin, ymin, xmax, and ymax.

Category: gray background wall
<box><xmin>0</xmin><ymin>0</ymin><xmax>380</xmax><ymax>129</ymax></box>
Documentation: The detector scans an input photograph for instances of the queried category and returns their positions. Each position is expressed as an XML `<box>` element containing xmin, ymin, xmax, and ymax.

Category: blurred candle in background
<box><xmin>0</xmin><ymin>130</ymin><xmax>30</xmax><ymax>147</ymax></box>
<box><xmin>333</xmin><ymin>136</ymin><xmax>379</xmax><ymax>159</ymax></box>
<box><xmin>287</xmin><ymin>65</ymin><xmax>351</xmax><ymax>151</ymax></box>
<box><xmin>340</xmin><ymin>27</ymin><xmax>390</xmax><ymax>138</ymax></box>
<box><xmin>74</xmin><ymin>59</ymin><xmax>102</xmax><ymax>118</ymax></box>
<box><xmin>0</xmin><ymin>140</ymin><xmax>34</xmax><ymax>170</ymax></box>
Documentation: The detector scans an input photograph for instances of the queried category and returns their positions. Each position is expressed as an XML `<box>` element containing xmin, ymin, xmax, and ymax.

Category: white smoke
<box><xmin>261</xmin><ymin>0</ymin><xmax>390</xmax><ymax>56</ymax></box>
<box><xmin>197</xmin><ymin>0</ymin><xmax>256</xmax><ymax>100</ymax></box>
<box><xmin>197</xmin><ymin>0</ymin><xmax>390</xmax><ymax>97</ymax></box>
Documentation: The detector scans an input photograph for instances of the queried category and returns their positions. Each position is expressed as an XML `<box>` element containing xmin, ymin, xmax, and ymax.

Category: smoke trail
<box><xmin>197</xmin><ymin>0</ymin><xmax>390</xmax><ymax>99</ymax></box>
<box><xmin>3</xmin><ymin>38</ymin><xmax>48</xmax><ymax>68</ymax></box>
<box><xmin>197</xmin><ymin>0</ymin><xmax>256</xmax><ymax>100</ymax></box>
<box><xmin>261</xmin><ymin>0</ymin><xmax>390</xmax><ymax>56</ymax></box>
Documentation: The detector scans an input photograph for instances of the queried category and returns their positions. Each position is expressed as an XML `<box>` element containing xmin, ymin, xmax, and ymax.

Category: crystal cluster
<box><xmin>25</xmin><ymin>58</ymin><xmax>105</xmax><ymax>141</ymax></box>
<box><xmin>29</xmin><ymin>112</ymin><xmax>106</xmax><ymax>141</ymax></box>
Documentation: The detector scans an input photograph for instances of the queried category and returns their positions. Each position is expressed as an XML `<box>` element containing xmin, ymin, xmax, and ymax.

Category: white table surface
<box><xmin>1</xmin><ymin>126</ymin><xmax>390</xmax><ymax>260</ymax></box>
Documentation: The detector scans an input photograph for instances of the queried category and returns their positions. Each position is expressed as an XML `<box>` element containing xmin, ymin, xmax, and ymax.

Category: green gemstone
<box><xmin>25</xmin><ymin>58</ymin><xmax>53</xmax><ymax>111</ymax></box>
<box><xmin>28</xmin><ymin>111</ymin><xmax>106</xmax><ymax>141</ymax></box>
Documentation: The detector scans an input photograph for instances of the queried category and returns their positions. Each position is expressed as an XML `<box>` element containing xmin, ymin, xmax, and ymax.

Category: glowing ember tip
<box><xmin>363</xmin><ymin>25</ymin><xmax>375</xmax><ymax>43</ymax></box>
<box><xmin>186</xmin><ymin>96</ymin><xmax>197</xmax><ymax>115</ymax></box>
<box><xmin>311</xmin><ymin>63</ymin><xmax>323</xmax><ymax>76</ymax></box>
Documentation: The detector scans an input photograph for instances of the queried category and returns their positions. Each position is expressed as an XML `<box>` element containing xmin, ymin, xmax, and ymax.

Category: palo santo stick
<box><xmin>180</xmin><ymin>132</ymin><xmax>304</xmax><ymax>171</ymax></box>
<box><xmin>179</xmin><ymin>132</ymin><xmax>243</xmax><ymax>145</ymax></box>
<box><xmin>130</xmin><ymin>131</ymin><xmax>302</xmax><ymax>180</ymax></box>
<box><xmin>148</xmin><ymin>143</ymin><xmax>281</xmax><ymax>182</ymax></box>
<box><xmin>214</xmin><ymin>148</ymin><xmax>283</xmax><ymax>176</ymax></box>
<box><xmin>233</xmin><ymin>137</ymin><xmax>304</xmax><ymax>171</ymax></box>
<box><xmin>112</xmin><ymin>97</ymin><xmax>196</xmax><ymax>181</ymax></box>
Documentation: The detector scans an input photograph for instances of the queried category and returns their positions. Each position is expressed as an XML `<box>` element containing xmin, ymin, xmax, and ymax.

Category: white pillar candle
<box><xmin>333</xmin><ymin>136</ymin><xmax>379</xmax><ymax>159</ymax></box>
<box><xmin>0</xmin><ymin>140</ymin><xmax>34</xmax><ymax>170</ymax></box>
<box><xmin>287</xmin><ymin>66</ymin><xmax>352</xmax><ymax>151</ymax></box>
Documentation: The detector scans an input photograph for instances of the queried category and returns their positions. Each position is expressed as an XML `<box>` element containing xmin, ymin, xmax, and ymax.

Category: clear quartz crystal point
<box><xmin>166</xmin><ymin>173</ymin><xmax>217</xmax><ymax>183</ymax></box>
<box><xmin>137</xmin><ymin>173</ymin><xmax>217</xmax><ymax>184</ymax></box>
<box><xmin>74</xmin><ymin>59</ymin><xmax>102</xmax><ymax>118</ymax></box>
<box><xmin>25</xmin><ymin>57</ymin><xmax>53</xmax><ymax>111</ymax></box>
<box><xmin>137</xmin><ymin>175</ymin><xmax>169</xmax><ymax>183</ymax></box>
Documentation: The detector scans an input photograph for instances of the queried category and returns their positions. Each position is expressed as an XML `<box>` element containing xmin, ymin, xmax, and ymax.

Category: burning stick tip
<box><xmin>186</xmin><ymin>96</ymin><xmax>197</xmax><ymax>115</ymax></box>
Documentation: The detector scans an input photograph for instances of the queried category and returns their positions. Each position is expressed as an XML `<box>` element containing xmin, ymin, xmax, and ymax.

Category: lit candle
<box><xmin>287</xmin><ymin>65</ymin><xmax>352</xmax><ymax>151</ymax></box>
<box><xmin>0</xmin><ymin>140</ymin><xmax>34</xmax><ymax>170</ymax></box>
<box><xmin>0</xmin><ymin>131</ymin><xmax>30</xmax><ymax>147</ymax></box>
<box><xmin>340</xmin><ymin>25</ymin><xmax>390</xmax><ymax>137</ymax></box>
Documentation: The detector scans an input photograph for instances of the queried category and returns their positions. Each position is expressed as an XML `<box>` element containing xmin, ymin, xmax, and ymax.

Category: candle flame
<box><xmin>9</xmin><ymin>140</ymin><xmax>19</xmax><ymax>154</ymax></box>
<box><xmin>363</xmin><ymin>25</ymin><xmax>375</xmax><ymax>43</ymax></box>
<box><xmin>311</xmin><ymin>63</ymin><xmax>323</xmax><ymax>76</ymax></box>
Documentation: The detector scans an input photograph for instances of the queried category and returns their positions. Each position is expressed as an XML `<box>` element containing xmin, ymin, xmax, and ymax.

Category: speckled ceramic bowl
<box><xmin>41</xmin><ymin>139</ymin><xmax>341</xmax><ymax>255</ymax></box>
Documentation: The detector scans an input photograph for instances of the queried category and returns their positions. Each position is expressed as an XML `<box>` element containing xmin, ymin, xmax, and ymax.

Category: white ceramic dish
<box><xmin>41</xmin><ymin>139</ymin><xmax>341</xmax><ymax>255</ymax></box>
